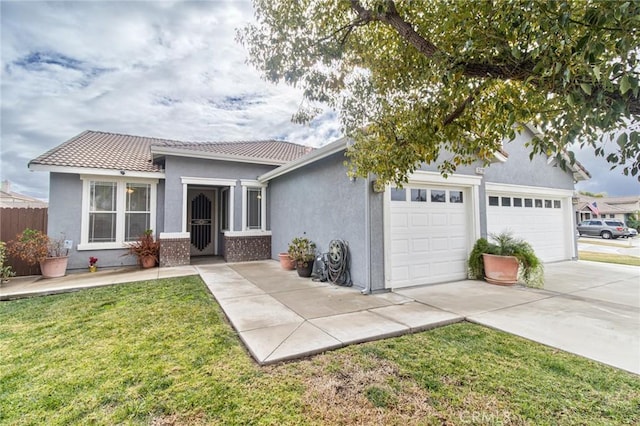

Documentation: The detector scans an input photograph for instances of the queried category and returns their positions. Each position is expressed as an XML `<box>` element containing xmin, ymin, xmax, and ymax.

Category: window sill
<box><xmin>77</xmin><ymin>242</ymin><xmax>129</xmax><ymax>251</ymax></box>
<box><xmin>224</xmin><ymin>230</ymin><xmax>272</xmax><ymax>237</ymax></box>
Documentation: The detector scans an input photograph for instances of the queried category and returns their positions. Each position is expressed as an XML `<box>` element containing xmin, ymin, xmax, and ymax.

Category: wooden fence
<box><xmin>0</xmin><ymin>207</ymin><xmax>48</xmax><ymax>276</ymax></box>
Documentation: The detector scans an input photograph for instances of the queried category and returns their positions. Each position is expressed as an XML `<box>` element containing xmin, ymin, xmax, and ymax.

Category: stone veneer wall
<box><xmin>224</xmin><ymin>234</ymin><xmax>271</xmax><ymax>262</ymax></box>
<box><xmin>159</xmin><ymin>232</ymin><xmax>190</xmax><ymax>267</ymax></box>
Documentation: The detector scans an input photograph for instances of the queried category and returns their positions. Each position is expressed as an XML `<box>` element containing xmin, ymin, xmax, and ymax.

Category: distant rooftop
<box><xmin>0</xmin><ymin>180</ymin><xmax>48</xmax><ymax>208</ymax></box>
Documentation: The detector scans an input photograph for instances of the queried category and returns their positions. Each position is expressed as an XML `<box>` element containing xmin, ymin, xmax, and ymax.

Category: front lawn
<box><xmin>1</xmin><ymin>276</ymin><xmax>638</xmax><ymax>425</ymax></box>
<box><xmin>579</xmin><ymin>250</ymin><xmax>640</xmax><ymax>266</ymax></box>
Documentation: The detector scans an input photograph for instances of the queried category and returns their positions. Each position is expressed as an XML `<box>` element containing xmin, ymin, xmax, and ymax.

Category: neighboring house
<box><xmin>0</xmin><ymin>180</ymin><xmax>48</xmax><ymax>208</ymax></box>
<box><xmin>29</xmin><ymin>127</ymin><xmax>589</xmax><ymax>292</ymax></box>
<box><xmin>575</xmin><ymin>195</ymin><xmax>640</xmax><ymax>225</ymax></box>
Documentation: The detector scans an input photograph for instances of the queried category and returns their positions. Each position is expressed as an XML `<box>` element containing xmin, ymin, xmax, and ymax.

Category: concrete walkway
<box><xmin>0</xmin><ymin>265</ymin><xmax>198</xmax><ymax>300</ymax></box>
<box><xmin>198</xmin><ymin>261</ymin><xmax>461</xmax><ymax>364</ymax></box>
<box><xmin>2</xmin><ymin>259</ymin><xmax>638</xmax><ymax>374</ymax></box>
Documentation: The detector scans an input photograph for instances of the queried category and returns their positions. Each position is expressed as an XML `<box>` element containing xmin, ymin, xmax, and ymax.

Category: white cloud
<box><xmin>1</xmin><ymin>0</ymin><xmax>340</xmax><ymax>200</ymax></box>
<box><xmin>2</xmin><ymin>0</ymin><xmax>638</xmax><ymax>200</ymax></box>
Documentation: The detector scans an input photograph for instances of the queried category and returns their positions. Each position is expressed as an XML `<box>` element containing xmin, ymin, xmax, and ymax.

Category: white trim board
<box><xmin>30</xmin><ymin>164</ymin><xmax>165</xmax><ymax>179</ymax></box>
<box><xmin>485</xmin><ymin>182</ymin><xmax>574</xmax><ymax>197</ymax></box>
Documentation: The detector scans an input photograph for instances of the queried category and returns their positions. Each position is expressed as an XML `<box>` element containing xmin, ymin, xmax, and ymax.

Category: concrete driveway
<box><xmin>396</xmin><ymin>261</ymin><xmax>640</xmax><ymax>375</ymax></box>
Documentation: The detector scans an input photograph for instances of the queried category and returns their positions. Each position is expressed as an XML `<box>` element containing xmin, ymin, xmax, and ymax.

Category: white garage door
<box><xmin>387</xmin><ymin>185</ymin><xmax>470</xmax><ymax>289</ymax></box>
<box><xmin>486</xmin><ymin>193</ymin><xmax>570</xmax><ymax>262</ymax></box>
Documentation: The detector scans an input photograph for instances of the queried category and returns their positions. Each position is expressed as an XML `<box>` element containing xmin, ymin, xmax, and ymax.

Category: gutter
<box><xmin>361</xmin><ymin>174</ymin><xmax>372</xmax><ymax>295</ymax></box>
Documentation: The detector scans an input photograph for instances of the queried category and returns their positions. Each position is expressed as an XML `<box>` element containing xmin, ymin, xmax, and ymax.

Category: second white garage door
<box><xmin>387</xmin><ymin>185</ymin><xmax>471</xmax><ymax>289</ymax></box>
<box><xmin>486</xmin><ymin>188</ymin><xmax>573</xmax><ymax>262</ymax></box>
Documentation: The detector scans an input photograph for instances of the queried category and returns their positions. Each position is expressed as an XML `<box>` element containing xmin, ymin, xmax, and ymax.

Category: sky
<box><xmin>1</xmin><ymin>0</ymin><xmax>638</xmax><ymax>201</ymax></box>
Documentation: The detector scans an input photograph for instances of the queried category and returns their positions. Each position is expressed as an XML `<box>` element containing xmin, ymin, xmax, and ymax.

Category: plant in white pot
<box><xmin>287</xmin><ymin>237</ymin><xmax>316</xmax><ymax>278</ymax></box>
<box><xmin>468</xmin><ymin>232</ymin><xmax>544</xmax><ymax>288</ymax></box>
<box><xmin>7</xmin><ymin>229</ymin><xmax>69</xmax><ymax>278</ymax></box>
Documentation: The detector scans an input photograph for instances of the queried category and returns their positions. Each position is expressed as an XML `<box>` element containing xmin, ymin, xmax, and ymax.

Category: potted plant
<box><xmin>126</xmin><ymin>229</ymin><xmax>160</xmax><ymax>268</ymax></box>
<box><xmin>7</xmin><ymin>229</ymin><xmax>69</xmax><ymax>278</ymax></box>
<box><xmin>278</xmin><ymin>252</ymin><xmax>296</xmax><ymax>270</ymax></box>
<box><xmin>89</xmin><ymin>256</ymin><xmax>98</xmax><ymax>272</ymax></box>
<box><xmin>288</xmin><ymin>237</ymin><xmax>316</xmax><ymax>277</ymax></box>
<box><xmin>468</xmin><ymin>231</ymin><xmax>544</xmax><ymax>288</ymax></box>
<box><xmin>0</xmin><ymin>241</ymin><xmax>15</xmax><ymax>284</ymax></box>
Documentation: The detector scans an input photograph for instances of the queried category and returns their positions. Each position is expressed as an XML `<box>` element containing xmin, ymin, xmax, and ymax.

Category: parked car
<box><xmin>577</xmin><ymin>220</ymin><xmax>628</xmax><ymax>239</ymax></box>
<box><xmin>625</xmin><ymin>227</ymin><xmax>638</xmax><ymax>238</ymax></box>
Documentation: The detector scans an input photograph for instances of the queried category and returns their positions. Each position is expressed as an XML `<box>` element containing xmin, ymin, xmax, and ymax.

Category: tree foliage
<box><xmin>239</xmin><ymin>0</ymin><xmax>640</xmax><ymax>184</ymax></box>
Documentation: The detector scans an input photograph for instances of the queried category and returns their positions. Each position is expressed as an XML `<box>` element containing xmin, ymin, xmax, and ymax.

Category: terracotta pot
<box><xmin>482</xmin><ymin>253</ymin><xmax>519</xmax><ymax>285</ymax></box>
<box><xmin>140</xmin><ymin>255</ymin><xmax>157</xmax><ymax>269</ymax></box>
<box><xmin>39</xmin><ymin>256</ymin><xmax>69</xmax><ymax>278</ymax></box>
<box><xmin>296</xmin><ymin>260</ymin><xmax>314</xmax><ymax>278</ymax></box>
<box><xmin>279</xmin><ymin>253</ymin><xmax>296</xmax><ymax>270</ymax></box>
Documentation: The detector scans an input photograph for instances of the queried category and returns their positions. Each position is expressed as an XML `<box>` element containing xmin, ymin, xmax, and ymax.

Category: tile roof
<box><xmin>575</xmin><ymin>201</ymin><xmax>626</xmax><ymax>214</ymax></box>
<box><xmin>29</xmin><ymin>130</ymin><xmax>313</xmax><ymax>172</ymax></box>
<box><xmin>155</xmin><ymin>139</ymin><xmax>313</xmax><ymax>163</ymax></box>
<box><xmin>575</xmin><ymin>195</ymin><xmax>639</xmax><ymax>214</ymax></box>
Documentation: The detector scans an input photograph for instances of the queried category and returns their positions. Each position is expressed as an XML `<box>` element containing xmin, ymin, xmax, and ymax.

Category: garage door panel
<box><xmin>391</xmin><ymin>265</ymin><xmax>410</xmax><ymax>281</ymax></box>
<box><xmin>412</xmin><ymin>238</ymin><xmax>430</xmax><ymax>252</ymax></box>
<box><xmin>431</xmin><ymin>260</ymin><xmax>465</xmax><ymax>281</ymax></box>
<box><xmin>487</xmin><ymin>193</ymin><xmax>568</xmax><ymax>263</ymax></box>
<box><xmin>431</xmin><ymin>237</ymin><xmax>450</xmax><ymax>251</ymax></box>
<box><xmin>388</xmin><ymin>185</ymin><xmax>470</xmax><ymax>288</ymax></box>
<box><xmin>450</xmin><ymin>213</ymin><xmax>466</xmax><ymax>226</ymax></box>
<box><xmin>390</xmin><ymin>239</ymin><xmax>409</xmax><ymax>255</ymax></box>
<box><xmin>411</xmin><ymin>213</ymin><xmax>429</xmax><ymax>227</ymax></box>
<box><xmin>450</xmin><ymin>236</ymin><xmax>466</xmax><ymax>250</ymax></box>
<box><xmin>412</xmin><ymin>264</ymin><xmax>430</xmax><ymax>279</ymax></box>
<box><xmin>391</xmin><ymin>215</ymin><xmax>409</xmax><ymax>230</ymax></box>
<box><xmin>431</xmin><ymin>213</ymin><xmax>448</xmax><ymax>226</ymax></box>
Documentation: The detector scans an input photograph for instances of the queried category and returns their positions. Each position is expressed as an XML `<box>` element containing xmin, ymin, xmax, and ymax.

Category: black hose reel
<box><xmin>312</xmin><ymin>239</ymin><xmax>352</xmax><ymax>287</ymax></box>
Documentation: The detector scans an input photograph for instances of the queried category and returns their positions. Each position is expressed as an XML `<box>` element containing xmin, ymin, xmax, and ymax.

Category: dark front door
<box><xmin>187</xmin><ymin>189</ymin><xmax>216</xmax><ymax>256</ymax></box>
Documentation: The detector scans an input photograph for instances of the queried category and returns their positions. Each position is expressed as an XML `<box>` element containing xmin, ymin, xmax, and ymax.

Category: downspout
<box><xmin>361</xmin><ymin>174</ymin><xmax>372</xmax><ymax>294</ymax></box>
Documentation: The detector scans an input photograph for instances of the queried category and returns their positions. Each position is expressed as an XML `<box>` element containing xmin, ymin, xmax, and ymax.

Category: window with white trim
<box><xmin>247</xmin><ymin>188</ymin><xmax>262</xmax><ymax>229</ymax></box>
<box><xmin>241</xmin><ymin>180</ymin><xmax>267</xmax><ymax>231</ymax></box>
<box><xmin>220</xmin><ymin>188</ymin><xmax>230</xmax><ymax>231</ymax></box>
<box><xmin>125</xmin><ymin>183</ymin><xmax>151</xmax><ymax>241</ymax></box>
<box><xmin>89</xmin><ymin>181</ymin><xmax>117</xmax><ymax>242</ymax></box>
<box><xmin>80</xmin><ymin>177</ymin><xmax>157</xmax><ymax>249</ymax></box>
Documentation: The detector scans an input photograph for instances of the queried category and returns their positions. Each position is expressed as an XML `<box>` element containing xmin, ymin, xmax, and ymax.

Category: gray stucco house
<box><xmin>29</xmin><ymin>127</ymin><xmax>589</xmax><ymax>292</ymax></box>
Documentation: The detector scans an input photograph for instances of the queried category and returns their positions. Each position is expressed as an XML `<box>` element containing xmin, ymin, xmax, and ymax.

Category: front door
<box><xmin>187</xmin><ymin>188</ymin><xmax>216</xmax><ymax>256</ymax></box>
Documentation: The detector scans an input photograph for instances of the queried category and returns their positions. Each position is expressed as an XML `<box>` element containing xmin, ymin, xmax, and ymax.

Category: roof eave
<box><xmin>258</xmin><ymin>136</ymin><xmax>350</xmax><ymax>183</ymax></box>
<box><xmin>521</xmin><ymin>123</ymin><xmax>591</xmax><ymax>181</ymax></box>
<box><xmin>150</xmin><ymin>146</ymin><xmax>289</xmax><ymax>166</ymax></box>
<box><xmin>28</xmin><ymin>163</ymin><xmax>166</xmax><ymax>179</ymax></box>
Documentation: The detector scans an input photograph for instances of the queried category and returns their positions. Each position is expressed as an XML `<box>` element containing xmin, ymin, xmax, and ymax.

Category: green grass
<box><xmin>1</xmin><ymin>276</ymin><xmax>639</xmax><ymax>425</ymax></box>
<box><xmin>579</xmin><ymin>250</ymin><xmax>640</xmax><ymax>266</ymax></box>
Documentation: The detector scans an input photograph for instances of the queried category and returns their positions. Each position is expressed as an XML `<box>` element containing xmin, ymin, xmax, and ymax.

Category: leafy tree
<box><xmin>239</xmin><ymin>0</ymin><xmax>640</xmax><ymax>185</ymax></box>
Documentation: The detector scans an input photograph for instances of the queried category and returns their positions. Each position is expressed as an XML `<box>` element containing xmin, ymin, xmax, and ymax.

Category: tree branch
<box><xmin>443</xmin><ymin>84</ymin><xmax>483</xmax><ymax>126</ymax></box>
<box><xmin>349</xmin><ymin>0</ymin><xmax>640</xmax><ymax>118</ymax></box>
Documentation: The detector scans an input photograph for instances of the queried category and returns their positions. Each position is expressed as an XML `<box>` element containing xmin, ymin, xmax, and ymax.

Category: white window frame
<box><xmin>78</xmin><ymin>175</ymin><xmax>158</xmax><ymax>250</ymax></box>
<box><xmin>220</xmin><ymin>188</ymin><xmax>230</xmax><ymax>231</ymax></box>
<box><xmin>241</xmin><ymin>179</ymin><xmax>267</xmax><ymax>232</ymax></box>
